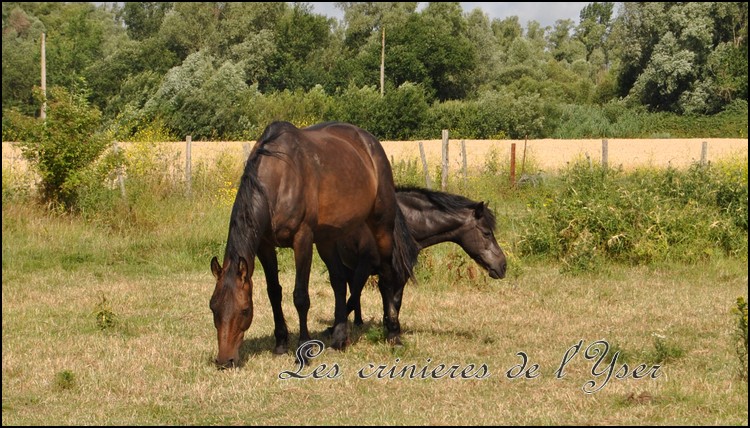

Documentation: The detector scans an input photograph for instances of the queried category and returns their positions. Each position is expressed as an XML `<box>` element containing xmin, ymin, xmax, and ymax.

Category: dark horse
<box><xmin>334</xmin><ymin>187</ymin><xmax>507</xmax><ymax>330</ymax></box>
<box><xmin>209</xmin><ymin>121</ymin><xmax>417</xmax><ymax>368</ymax></box>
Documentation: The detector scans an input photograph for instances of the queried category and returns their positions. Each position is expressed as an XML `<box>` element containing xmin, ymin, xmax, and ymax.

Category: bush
<box><xmin>328</xmin><ymin>84</ymin><xmax>383</xmax><ymax>135</ymax></box>
<box><xmin>377</xmin><ymin>82</ymin><xmax>430</xmax><ymax>140</ymax></box>
<box><xmin>518</xmin><ymin>157</ymin><xmax>749</xmax><ymax>272</ymax></box>
<box><xmin>732</xmin><ymin>297</ymin><xmax>748</xmax><ymax>382</ymax></box>
<box><xmin>9</xmin><ymin>87</ymin><xmax>111</xmax><ymax>209</ymax></box>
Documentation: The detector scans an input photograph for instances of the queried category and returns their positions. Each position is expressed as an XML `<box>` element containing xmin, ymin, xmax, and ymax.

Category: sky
<box><xmin>308</xmin><ymin>2</ymin><xmax>594</xmax><ymax>29</ymax></box>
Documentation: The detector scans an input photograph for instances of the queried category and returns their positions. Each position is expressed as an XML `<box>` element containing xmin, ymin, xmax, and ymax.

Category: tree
<box><xmin>119</xmin><ymin>2</ymin><xmax>172</xmax><ymax>41</ymax></box>
<box><xmin>575</xmin><ymin>2</ymin><xmax>614</xmax><ymax>62</ymax></box>
<box><xmin>158</xmin><ymin>2</ymin><xmax>219</xmax><ymax>60</ymax></box>
<box><xmin>2</xmin><ymin>6</ymin><xmax>45</xmax><ymax>115</ymax></box>
<box><xmin>265</xmin><ymin>3</ymin><xmax>333</xmax><ymax>91</ymax></box>
<box><xmin>492</xmin><ymin>16</ymin><xmax>523</xmax><ymax>51</ymax></box>
<box><xmin>549</xmin><ymin>19</ymin><xmax>586</xmax><ymax>64</ymax></box>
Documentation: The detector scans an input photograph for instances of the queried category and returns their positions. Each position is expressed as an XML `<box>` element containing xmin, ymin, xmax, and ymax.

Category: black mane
<box><xmin>224</xmin><ymin>142</ymin><xmax>272</xmax><ymax>265</ymax></box>
<box><xmin>396</xmin><ymin>186</ymin><xmax>497</xmax><ymax>231</ymax></box>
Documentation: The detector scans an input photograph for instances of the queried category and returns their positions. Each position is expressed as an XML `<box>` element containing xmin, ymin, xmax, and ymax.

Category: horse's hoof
<box><xmin>386</xmin><ymin>334</ymin><xmax>403</xmax><ymax>347</ymax></box>
<box><xmin>354</xmin><ymin>319</ymin><xmax>364</xmax><ymax>327</ymax></box>
<box><xmin>273</xmin><ymin>345</ymin><xmax>288</xmax><ymax>355</ymax></box>
<box><xmin>330</xmin><ymin>337</ymin><xmax>351</xmax><ymax>351</ymax></box>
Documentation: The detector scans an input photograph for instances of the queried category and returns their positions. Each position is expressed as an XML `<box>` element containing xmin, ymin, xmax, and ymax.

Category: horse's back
<box><xmin>253</xmin><ymin>121</ymin><xmax>392</xmax><ymax>243</ymax></box>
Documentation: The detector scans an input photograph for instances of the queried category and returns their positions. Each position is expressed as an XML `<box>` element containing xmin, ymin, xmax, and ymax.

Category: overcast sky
<box><xmin>308</xmin><ymin>2</ymin><xmax>594</xmax><ymax>29</ymax></box>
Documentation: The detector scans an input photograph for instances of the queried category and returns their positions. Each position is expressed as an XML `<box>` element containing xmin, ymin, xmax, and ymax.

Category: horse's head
<box><xmin>209</xmin><ymin>256</ymin><xmax>253</xmax><ymax>369</ymax></box>
<box><xmin>459</xmin><ymin>201</ymin><xmax>507</xmax><ymax>279</ymax></box>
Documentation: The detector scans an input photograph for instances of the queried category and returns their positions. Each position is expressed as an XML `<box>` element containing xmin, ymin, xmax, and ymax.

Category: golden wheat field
<box><xmin>3</xmin><ymin>139</ymin><xmax>748</xmax><ymax>174</ymax></box>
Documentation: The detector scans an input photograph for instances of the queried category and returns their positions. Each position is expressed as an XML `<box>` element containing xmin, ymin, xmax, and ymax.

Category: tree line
<box><xmin>2</xmin><ymin>2</ymin><xmax>748</xmax><ymax>141</ymax></box>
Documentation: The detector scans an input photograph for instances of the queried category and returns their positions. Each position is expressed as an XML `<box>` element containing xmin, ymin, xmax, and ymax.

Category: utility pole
<box><xmin>380</xmin><ymin>26</ymin><xmax>385</xmax><ymax>97</ymax></box>
<box><xmin>41</xmin><ymin>32</ymin><xmax>47</xmax><ymax>120</ymax></box>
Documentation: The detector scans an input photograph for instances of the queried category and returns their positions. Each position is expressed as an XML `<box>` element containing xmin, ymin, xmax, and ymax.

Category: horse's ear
<box><xmin>210</xmin><ymin>256</ymin><xmax>222</xmax><ymax>280</ymax></box>
<box><xmin>238</xmin><ymin>256</ymin><xmax>249</xmax><ymax>283</ymax></box>
<box><xmin>474</xmin><ymin>202</ymin><xmax>485</xmax><ymax>219</ymax></box>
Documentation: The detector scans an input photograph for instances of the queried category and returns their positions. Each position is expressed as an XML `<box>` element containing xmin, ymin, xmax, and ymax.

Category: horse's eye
<box><xmin>241</xmin><ymin>308</ymin><xmax>251</xmax><ymax>317</ymax></box>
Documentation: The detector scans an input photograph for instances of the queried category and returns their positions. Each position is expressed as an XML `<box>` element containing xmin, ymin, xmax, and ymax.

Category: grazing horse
<box><xmin>209</xmin><ymin>121</ymin><xmax>416</xmax><ymax>368</ymax></box>
<box><xmin>333</xmin><ymin>187</ymin><xmax>507</xmax><ymax>331</ymax></box>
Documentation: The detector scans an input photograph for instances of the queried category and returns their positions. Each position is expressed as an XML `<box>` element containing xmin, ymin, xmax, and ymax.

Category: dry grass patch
<box><xmin>3</xmin><ymin>252</ymin><xmax>747</xmax><ymax>424</ymax></box>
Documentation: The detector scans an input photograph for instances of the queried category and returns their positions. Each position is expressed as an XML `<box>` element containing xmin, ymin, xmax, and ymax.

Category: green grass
<box><xmin>2</xmin><ymin>200</ymin><xmax>748</xmax><ymax>425</ymax></box>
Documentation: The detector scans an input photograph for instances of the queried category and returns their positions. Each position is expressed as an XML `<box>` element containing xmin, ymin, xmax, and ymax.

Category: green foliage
<box><xmin>550</xmin><ymin>100</ymin><xmax>748</xmax><ymax>139</ymax></box>
<box><xmin>9</xmin><ymin>86</ymin><xmax>111</xmax><ymax>209</ymax></box>
<box><xmin>612</xmin><ymin>2</ymin><xmax>748</xmax><ymax>114</ymax></box>
<box><xmin>53</xmin><ymin>370</ymin><xmax>76</xmax><ymax>391</ymax></box>
<box><xmin>391</xmin><ymin>158</ymin><xmax>424</xmax><ymax>188</ymax></box>
<box><xmin>2</xmin><ymin>6</ymin><xmax>45</xmax><ymax>116</ymax></box>
<box><xmin>2</xmin><ymin>2</ymin><xmax>747</xmax><ymax>140</ymax></box>
<box><xmin>733</xmin><ymin>297</ymin><xmax>748</xmax><ymax>381</ymax></box>
<box><xmin>377</xmin><ymin>82</ymin><xmax>430</xmax><ymax>140</ymax></box>
<box><xmin>119</xmin><ymin>2</ymin><xmax>173</xmax><ymax>41</ymax></box>
<box><xmin>255</xmin><ymin>85</ymin><xmax>332</xmax><ymax>131</ymax></box>
<box><xmin>328</xmin><ymin>84</ymin><xmax>383</xmax><ymax>135</ymax></box>
<box><xmin>93</xmin><ymin>293</ymin><xmax>117</xmax><ymax>331</ymax></box>
<box><xmin>648</xmin><ymin>334</ymin><xmax>685</xmax><ymax>364</ymax></box>
<box><xmin>518</xmin><ymin>158</ymin><xmax>749</xmax><ymax>273</ymax></box>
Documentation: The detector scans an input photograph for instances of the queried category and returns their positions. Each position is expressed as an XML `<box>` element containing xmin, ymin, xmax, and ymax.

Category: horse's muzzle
<box><xmin>215</xmin><ymin>358</ymin><xmax>237</xmax><ymax>370</ymax></box>
<box><xmin>489</xmin><ymin>264</ymin><xmax>506</xmax><ymax>279</ymax></box>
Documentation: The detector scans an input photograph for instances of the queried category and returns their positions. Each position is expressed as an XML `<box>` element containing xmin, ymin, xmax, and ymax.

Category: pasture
<box><xmin>2</xmin><ymin>138</ymin><xmax>748</xmax><ymax>425</ymax></box>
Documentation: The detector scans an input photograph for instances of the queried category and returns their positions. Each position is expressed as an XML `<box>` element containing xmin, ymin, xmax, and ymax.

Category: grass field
<box><xmin>2</xmin><ymin>136</ymin><xmax>748</xmax><ymax>425</ymax></box>
<box><xmin>2</xmin><ymin>193</ymin><xmax>748</xmax><ymax>425</ymax></box>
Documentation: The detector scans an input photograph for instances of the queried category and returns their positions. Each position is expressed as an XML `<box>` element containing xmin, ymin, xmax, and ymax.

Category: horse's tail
<box><xmin>392</xmin><ymin>205</ymin><xmax>419</xmax><ymax>285</ymax></box>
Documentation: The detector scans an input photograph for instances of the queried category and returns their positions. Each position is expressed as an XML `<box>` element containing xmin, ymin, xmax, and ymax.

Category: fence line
<box><xmin>2</xmin><ymin>139</ymin><xmax>745</xmax><ymax>195</ymax></box>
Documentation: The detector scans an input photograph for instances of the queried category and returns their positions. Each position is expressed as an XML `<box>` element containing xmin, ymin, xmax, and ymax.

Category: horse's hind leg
<box><xmin>292</xmin><ymin>227</ymin><xmax>314</xmax><ymax>347</ymax></box>
<box><xmin>258</xmin><ymin>241</ymin><xmax>289</xmax><ymax>355</ymax></box>
<box><xmin>317</xmin><ymin>241</ymin><xmax>351</xmax><ymax>350</ymax></box>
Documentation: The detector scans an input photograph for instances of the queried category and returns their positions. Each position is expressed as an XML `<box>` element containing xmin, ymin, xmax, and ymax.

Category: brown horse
<box><xmin>209</xmin><ymin>121</ymin><xmax>416</xmax><ymax>368</ymax></box>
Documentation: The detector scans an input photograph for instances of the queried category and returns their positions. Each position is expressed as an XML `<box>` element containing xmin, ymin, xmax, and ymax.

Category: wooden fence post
<box><xmin>602</xmin><ymin>139</ymin><xmax>609</xmax><ymax>171</ymax></box>
<box><xmin>461</xmin><ymin>139</ymin><xmax>468</xmax><ymax>188</ymax></box>
<box><xmin>185</xmin><ymin>135</ymin><xmax>192</xmax><ymax>197</ymax></box>
<box><xmin>700</xmin><ymin>141</ymin><xmax>708</xmax><ymax>166</ymax></box>
<box><xmin>510</xmin><ymin>143</ymin><xmax>516</xmax><ymax>188</ymax></box>
<box><xmin>441</xmin><ymin>129</ymin><xmax>449</xmax><ymax>191</ymax></box>
<box><xmin>418</xmin><ymin>141</ymin><xmax>432</xmax><ymax>190</ymax></box>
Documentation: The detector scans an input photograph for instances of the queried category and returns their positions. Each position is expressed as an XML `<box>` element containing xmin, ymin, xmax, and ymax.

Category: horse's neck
<box><xmin>404</xmin><ymin>202</ymin><xmax>465</xmax><ymax>249</ymax></box>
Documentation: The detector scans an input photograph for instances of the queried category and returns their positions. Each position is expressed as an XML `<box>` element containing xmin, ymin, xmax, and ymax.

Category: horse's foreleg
<box><xmin>292</xmin><ymin>228</ymin><xmax>314</xmax><ymax>346</ymax></box>
<box><xmin>371</xmin><ymin>232</ymin><xmax>401</xmax><ymax>345</ymax></box>
<box><xmin>348</xmin><ymin>259</ymin><xmax>372</xmax><ymax>326</ymax></box>
<box><xmin>317</xmin><ymin>242</ymin><xmax>351</xmax><ymax>350</ymax></box>
<box><xmin>258</xmin><ymin>241</ymin><xmax>288</xmax><ymax>355</ymax></box>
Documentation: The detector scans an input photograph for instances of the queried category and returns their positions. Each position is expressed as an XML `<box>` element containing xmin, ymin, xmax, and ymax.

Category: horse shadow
<box><xmin>235</xmin><ymin>319</ymin><xmax>380</xmax><ymax>367</ymax></box>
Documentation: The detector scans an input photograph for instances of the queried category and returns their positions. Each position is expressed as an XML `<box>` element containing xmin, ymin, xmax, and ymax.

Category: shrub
<box><xmin>518</xmin><ymin>157</ymin><xmax>749</xmax><ymax>272</ymax></box>
<box><xmin>733</xmin><ymin>297</ymin><xmax>748</xmax><ymax>382</ymax></box>
<box><xmin>10</xmin><ymin>87</ymin><xmax>111</xmax><ymax>209</ymax></box>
